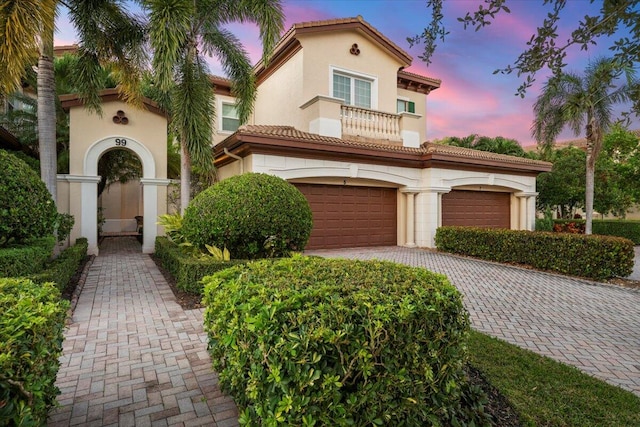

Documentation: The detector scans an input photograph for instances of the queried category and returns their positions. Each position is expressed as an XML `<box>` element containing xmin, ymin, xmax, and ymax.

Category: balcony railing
<box><xmin>340</xmin><ymin>105</ymin><xmax>402</xmax><ymax>142</ymax></box>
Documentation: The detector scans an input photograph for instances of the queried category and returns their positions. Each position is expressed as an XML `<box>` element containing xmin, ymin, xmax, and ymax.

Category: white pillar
<box><xmin>415</xmin><ymin>189</ymin><xmax>448</xmax><ymax>248</ymax></box>
<box><xmin>140</xmin><ymin>178</ymin><xmax>171</xmax><ymax>254</ymax></box>
<box><xmin>519</xmin><ymin>196</ymin><xmax>528</xmax><ymax>230</ymax></box>
<box><xmin>64</xmin><ymin>175</ymin><xmax>101</xmax><ymax>255</ymax></box>
<box><xmin>515</xmin><ymin>192</ymin><xmax>538</xmax><ymax>231</ymax></box>
<box><xmin>404</xmin><ymin>192</ymin><xmax>416</xmax><ymax>247</ymax></box>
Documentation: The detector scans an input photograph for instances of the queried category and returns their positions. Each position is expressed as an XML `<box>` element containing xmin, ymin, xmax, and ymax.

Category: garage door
<box><xmin>294</xmin><ymin>184</ymin><xmax>397</xmax><ymax>249</ymax></box>
<box><xmin>442</xmin><ymin>190</ymin><xmax>510</xmax><ymax>228</ymax></box>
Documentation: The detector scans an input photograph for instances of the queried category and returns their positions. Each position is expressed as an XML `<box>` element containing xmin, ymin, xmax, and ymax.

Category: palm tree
<box><xmin>143</xmin><ymin>0</ymin><xmax>284</xmax><ymax>213</ymax></box>
<box><xmin>0</xmin><ymin>1</ymin><xmax>145</xmax><ymax>204</ymax></box>
<box><xmin>532</xmin><ymin>57</ymin><xmax>639</xmax><ymax>234</ymax></box>
<box><xmin>473</xmin><ymin>136</ymin><xmax>526</xmax><ymax>157</ymax></box>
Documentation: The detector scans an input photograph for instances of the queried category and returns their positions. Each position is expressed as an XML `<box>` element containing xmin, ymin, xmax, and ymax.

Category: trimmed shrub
<box><xmin>0</xmin><ymin>150</ymin><xmax>58</xmax><ymax>245</ymax></box>
<box><xmin>0</xmin><ymin>278</ymin><xmax>69</xmax><ymax>426</ymax></box>
<box><xmin>593</xmin><ymin>220</ymin><xmax>640</xmax><ymax>244</ymax></box>
<box><xmin>29</xmin><ymin>238</ymin><xmax>88</xmax><ymax>290</ymax></box>
<box><xmin>203</xmin><ymin>255</ymin><xmax>487</xmax><ymax>426</ymax></box>
<box><xmin>436</xmin><ymin>226</ymin><xmax>634</xmax><ymax>280</ymax></box>
<box><xmin>182</xmin><ymin>173</ymin><xmax>313</xmax><ymax>259</ymax></box>
<box><xmin>154</xmin><ymin>237</ymin><xmax>245</xmax><ymax>294</ymax></box>
<box><xmin>553</xmin><ymin>219</ymin><xmax>640</xmax><ymax>244</ymax></box>
<box><xmin>0</xmin><ymin>237</ymin><xmax>55</xmax><ymax>278</ymax></box>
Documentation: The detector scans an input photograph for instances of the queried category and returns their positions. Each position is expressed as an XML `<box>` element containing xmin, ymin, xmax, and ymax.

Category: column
<box><xmin>404</xmin><ymin>192</ymin><xmax>416</xmax><ymax>247</ymax></box>
<box><xmin>140</xmin><ymin>178</ymin><xmax>171</xmax><ymax>254</ymax></box>
<box><xmin>62</xmin><ymin>175</ymin><xmax>101</xmax><ymax>255</ymax></box>
<box><xmin>515</xmin><ymin>192</ymin><xmax>538</xmax><ymax>231</ymax></box>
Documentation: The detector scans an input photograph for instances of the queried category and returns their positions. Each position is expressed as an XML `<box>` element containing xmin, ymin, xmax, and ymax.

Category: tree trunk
<box><xmin>584</xmin><ymin>156</ymin><xmax>595</xmax><ymax>235</ymax></box>
<box><xmin>180</xmin><ymin>141</ymin><xmax>191</xmax><ymax>215</ymax></box>
<box><xmin>584</xmin><ymin>115</ymin><xmax>603</xmax><ymax>235</ymax></box>
<box><xmin>37</xmin><ymin>29</ymin><xmax>57</xmax><ymax>204</ymax></box>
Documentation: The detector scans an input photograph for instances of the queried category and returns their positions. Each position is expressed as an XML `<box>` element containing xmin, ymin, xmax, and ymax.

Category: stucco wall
<box><xmin>217</xmin><ymin>153</ymin><xmax>539</xmax><ymax>248</ymax></box>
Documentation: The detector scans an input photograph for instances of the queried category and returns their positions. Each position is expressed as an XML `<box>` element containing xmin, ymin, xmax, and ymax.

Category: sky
<box><xmin>55</xmin><ymin>0</ymin><xmax>639</xmax><ymax>147</ymax></box>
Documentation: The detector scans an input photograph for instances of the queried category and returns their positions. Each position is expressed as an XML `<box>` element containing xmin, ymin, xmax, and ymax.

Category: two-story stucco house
<box><xmin>211</xmin><ymin>16</ymin><xmax>551</xmax><ymax>249</ymax></box>
<box><xmin>55</xmin><ymin>16</ymin><xmax>550</xmax><ymax>255</ymax></box>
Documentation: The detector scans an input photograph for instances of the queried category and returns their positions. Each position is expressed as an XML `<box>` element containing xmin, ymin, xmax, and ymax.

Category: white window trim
<box><xmin>329</xmin><ymin>66</ymin><xmax>378</xmax><ymax>110</ymax></box>
<box><xmin>218</xmin><ymin>98</ymin><xmax>240</xmax><ymax>134</ymax></box>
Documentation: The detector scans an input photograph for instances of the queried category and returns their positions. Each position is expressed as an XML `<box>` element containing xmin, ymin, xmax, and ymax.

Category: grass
<box><xmin>468</xmin><ymin>330</ymin><xmax>640</xmax><ymax>426</ymax></box>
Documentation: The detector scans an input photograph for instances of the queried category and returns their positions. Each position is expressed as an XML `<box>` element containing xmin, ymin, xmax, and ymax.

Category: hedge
<box><xmin>553</xmin><ymin>219</ymin><xmax>640</xmax><ymax>244</ymax></box>
<box><xmin>0</xmin><ymin>237</ymin><xmax>55</xmax><ymax>278</ymax></box>
<box><xmin>154</xmin><ymin>237</ymin><xmax>245</xmax><ymax>294</ymax></box>
<box><xmin>29</xmin><ymin>238</ymin><xmax>88</xmax><ymax>291</ymax></box>
<box><xmin>0</xmin><ymin>278</ymin><xmax>69</xmax><ymax>426</ymax></box>
<box><xmin>203</xmin><ymin>255</ymin><xmax>489</xmax><ymax>426</ymax></box>
<box><xmin>0</xmin><ymin>150</ymin><xmax>58</xmax><ymax>244</ymax></box>
<box><xmin>182</xmin><ymin>173</ymin><xmax>312</xmax><ymax>259</ymax></box>
<box><xmin>436</xmin><ymin>226</ymin><xmax>634</xmax><ymax>280</ymax></box>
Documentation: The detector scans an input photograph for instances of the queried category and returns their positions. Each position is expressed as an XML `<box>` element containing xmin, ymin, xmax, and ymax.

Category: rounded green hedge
<box><xmin>182</xmin><ymin>173</ymin><xmax>313</xmax><ymax>259</ymax></box>
<box><xmin>0</xmin><ymin>150</ymin><xmax>58</xmax><ymax>244</ymax></box>
<box><xmin>203</xmin><ymin>255</ymin><xmax>486</xmax><ymax>426</ymax></box>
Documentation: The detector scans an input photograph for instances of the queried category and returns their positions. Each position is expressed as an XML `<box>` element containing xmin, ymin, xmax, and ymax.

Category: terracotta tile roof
<box><xmin>424</xmin><ymin>142</ymin><xmax>550</xmax><ymax>167</ymax></box>
<box><xmin>398</xmin><ymin>70</ymin><xmax>441</xmax><ymax>88</ymax></box>
<box><xmin>232</xmin><ymin>125</ymin><xmax>551</xmax><ymax>168</ymax></box>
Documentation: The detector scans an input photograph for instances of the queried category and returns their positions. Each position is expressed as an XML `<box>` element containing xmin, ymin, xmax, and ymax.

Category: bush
<box><xmin>203</xmin><ymin>255</ymin><xmax>488</xmax><ymax>426</ymax></box>
<box><xmin>436</xmin><ymin>226</ymin><xmax>634</xmax><ymax>280</ymax></box>
<box><xmin>182</xmin><ymin>173</ymin><xmax>313</xmax><ymax>259</ymax></box>
<box><xmin>29</xmin><ymin>238</ymin><xmax>88</xmax><ymax>291</ymax></box>
<box><xmin>0</xmin><ymin>237</ymin><xmax>55</xmax><ymax>278</ymax></box>
<box><xmin>553</xmin><ymin>219</ymin><xmax>640</xmax><ymax>244</ymax></box>
<box><xmin>154</xmin><ymin>237</ymin><xmax>244</xmax><ymax>294</ymax></box>
<box><xmin>0</xmin><ymin>278</ymin><xmax>69</xmax><ymax>425</ymax></box>
<box><xmin>0</xmin><ymin>150</ymin><xmax>58</xmax><ymax>245</ymax></box>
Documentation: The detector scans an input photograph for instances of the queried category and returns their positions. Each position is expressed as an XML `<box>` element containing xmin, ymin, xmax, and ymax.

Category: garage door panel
<box><xmin>295</xmin><ymin>184</ymin><xmax>397</xmax><ymax>249</ymax></box>
<box><xmin>442</xmin><ymin>190</ymin><xmax>510</xmax><ymax>228</ymax></box>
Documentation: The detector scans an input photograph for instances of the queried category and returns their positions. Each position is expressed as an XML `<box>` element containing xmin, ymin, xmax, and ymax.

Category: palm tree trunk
<box><xmin>37</xmin><ymin>28</ymin><xmax>57</xmax><ymax>204</ymax></box>
<box><xmin>585</xmin><ymin>156</ymin><xmax>595</xmax><ymax>235</ymax></box>
<box><xmin>180</xmin><ymin>141</ymin><xmax>191</xmax><ymax>215</ymax></box>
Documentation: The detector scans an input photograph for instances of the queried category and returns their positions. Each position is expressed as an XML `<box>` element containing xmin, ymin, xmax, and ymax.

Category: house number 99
<box><xmin>115</xmin><ymin>138</ymin><xmax>127</xmax><ymax>146</ymax></box>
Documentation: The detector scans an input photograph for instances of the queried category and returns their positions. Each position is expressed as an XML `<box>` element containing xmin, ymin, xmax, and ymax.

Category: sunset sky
<box><xmin>55</xmin><ymin>0</ymin><xmax>639</xmax><ymax>146</ymax></box>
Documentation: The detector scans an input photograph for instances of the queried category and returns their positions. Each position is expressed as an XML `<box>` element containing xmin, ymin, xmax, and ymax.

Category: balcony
<box><xmin>300</xmin><ymin>95</ymin><xmax>423</xmax><ymax>148</ymax></box>
<box><xmin>340</xmin><ymin>105</ymin><xmax>402</xmax><ymax>143</ymax></box>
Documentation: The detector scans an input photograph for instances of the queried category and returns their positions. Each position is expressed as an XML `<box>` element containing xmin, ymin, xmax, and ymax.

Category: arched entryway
<box><xmin>80</xmin><ymin>137</ymin><xmax>167</xmax><ymax>254</ymax></box>
<box><xmin>58</xmin><ymin>90</ymin><xmax>169</xmax><ymax>255</ymax></box>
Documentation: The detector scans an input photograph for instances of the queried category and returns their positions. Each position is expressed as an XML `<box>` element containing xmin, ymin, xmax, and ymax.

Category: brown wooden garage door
<box><xmin>442</xmin><ymin>190</ymin><xmax>510</xmax><ymax>228</ymax></box>
<box><xmin>294</xmin><ymin>184</ymin><xmax>397</xmax><ymax>249</ymax></box>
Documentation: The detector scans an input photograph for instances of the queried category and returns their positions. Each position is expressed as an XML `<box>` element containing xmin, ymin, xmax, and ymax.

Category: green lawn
<box><xmin>468</xmin><ymin>330</ymin><xmax>640</xmax><ymax>426</ymax></box>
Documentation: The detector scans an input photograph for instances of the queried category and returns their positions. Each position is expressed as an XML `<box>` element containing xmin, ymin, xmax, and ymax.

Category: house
<box><xmin>50</xmin><ymin>16</ymin><xmax>550</xmax><ymax>255</ymax></box>
<box><xmin>212</xmin><ymin>16</ymin><xmax>551</xmax><ymax>249</ymax></box>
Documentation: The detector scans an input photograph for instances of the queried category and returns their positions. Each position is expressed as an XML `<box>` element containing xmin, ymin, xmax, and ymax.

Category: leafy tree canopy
<box><xmin>433</xmin><ymin>134</ymin><xmax>528</xmax><ymax>157</ymax></box>
<box><xmin>411</xmin><ymin>0</ymin><xmax>640</xmax><ymax>101</ymax></box>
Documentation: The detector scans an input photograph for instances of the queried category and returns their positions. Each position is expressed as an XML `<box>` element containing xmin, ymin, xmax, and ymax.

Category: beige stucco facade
<box><xmin>216</xmin><ymin>148</ymin><xmax>540</xmax><ymax>248</ymax></box>
<box><xmin>58</xmin><ymin>92</ymin><xmax>169</xmax><ymax>255</ymax></box>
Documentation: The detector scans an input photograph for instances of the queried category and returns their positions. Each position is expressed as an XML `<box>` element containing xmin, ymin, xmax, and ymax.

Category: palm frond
<box><xmin>0</xmin><ymin>0</ymin><xmax>57</xmax><ymax>94</ymax></box>
<box><xmin>200</xmin><ymin>26</ymin><xmax>255</xmax><ymax>123</ymax></box>
<box><xmin>144</xmin><ymin>0</ymin><xmax>193</xmax><ymax>92</ymax></box>
<box><xmin>172</xmin><ymin>54</ymin><xmax>214</xmax><ymax>169</ymax></box>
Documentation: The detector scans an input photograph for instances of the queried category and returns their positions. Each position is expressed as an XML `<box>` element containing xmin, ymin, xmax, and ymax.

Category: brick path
<box><xmin>48</xmin><ymin>237</ymin><xmax>238</xmax><ymax>427</ymax></box>
<box><xmin>306</xmin><ymin>246</ymin><xmax>640</xmax><ymax>396</ymax></box>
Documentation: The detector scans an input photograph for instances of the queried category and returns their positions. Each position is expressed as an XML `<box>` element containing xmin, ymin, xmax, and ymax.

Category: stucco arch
<box><xmin>440</xmin><ymin>175</ymin><xmax>533</xmax><ymax>193</ymax></box>
<box><xmin>77</xmin><ymin>136</ymin><xmax>167</xmax><ymax>255</ymax></box>
<box><xmin>270</xmin><ymin>163</ymin><xmax>420</xmax><ymax>187</ymax></box>
<box><xmin>85</xmin><ymin>136</ymin><xmax>156</xmax><ymax>178</ymax></box>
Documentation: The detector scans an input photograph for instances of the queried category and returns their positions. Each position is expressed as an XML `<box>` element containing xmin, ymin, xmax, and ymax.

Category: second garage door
<box><xmin>294</xmin><ymin>184</ymin><xmax>397</xmax><ymax>249</ymax></box>
<box><xmin>442</xmin><ymin>190</ymin><xmax>510</xmax><ymax>228</ymax></box>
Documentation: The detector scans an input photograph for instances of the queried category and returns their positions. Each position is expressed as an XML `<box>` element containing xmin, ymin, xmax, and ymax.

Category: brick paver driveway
<box><xmin>306</xmin><ymin>246</ymin><xmax>640</xmax><ymax>396</ymax></box>
<box><xmin>49</xmin><ymin>237</ymin><xmax>238</xmax><ymax>426</ymax></box>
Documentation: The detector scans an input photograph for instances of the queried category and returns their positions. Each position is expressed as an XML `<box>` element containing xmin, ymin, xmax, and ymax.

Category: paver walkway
<box><xmin>48</xmin><ymin>237</ymin><xmax>238</xmax><ymax>426</ymax></box>
<box><xmin>306</xmin><ymin>246</ymin><xmax>640</xmax><ymax>396</ymax></box>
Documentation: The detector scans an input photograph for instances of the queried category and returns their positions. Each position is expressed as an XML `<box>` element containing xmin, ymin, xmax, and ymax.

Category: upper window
<box><xmin>221</xmin><ymin>102</ymin><xmax>239</xmax><ymax>132</ymax></box>
<box><xmin>397</xmin><ymin>99</ymin><xmax>415</xmax><ymax>114</ymax></box>
<box><xmin>332</xmin><ymin>72</ymin><xmax>372</xmax><ymax>109</ymax></box>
